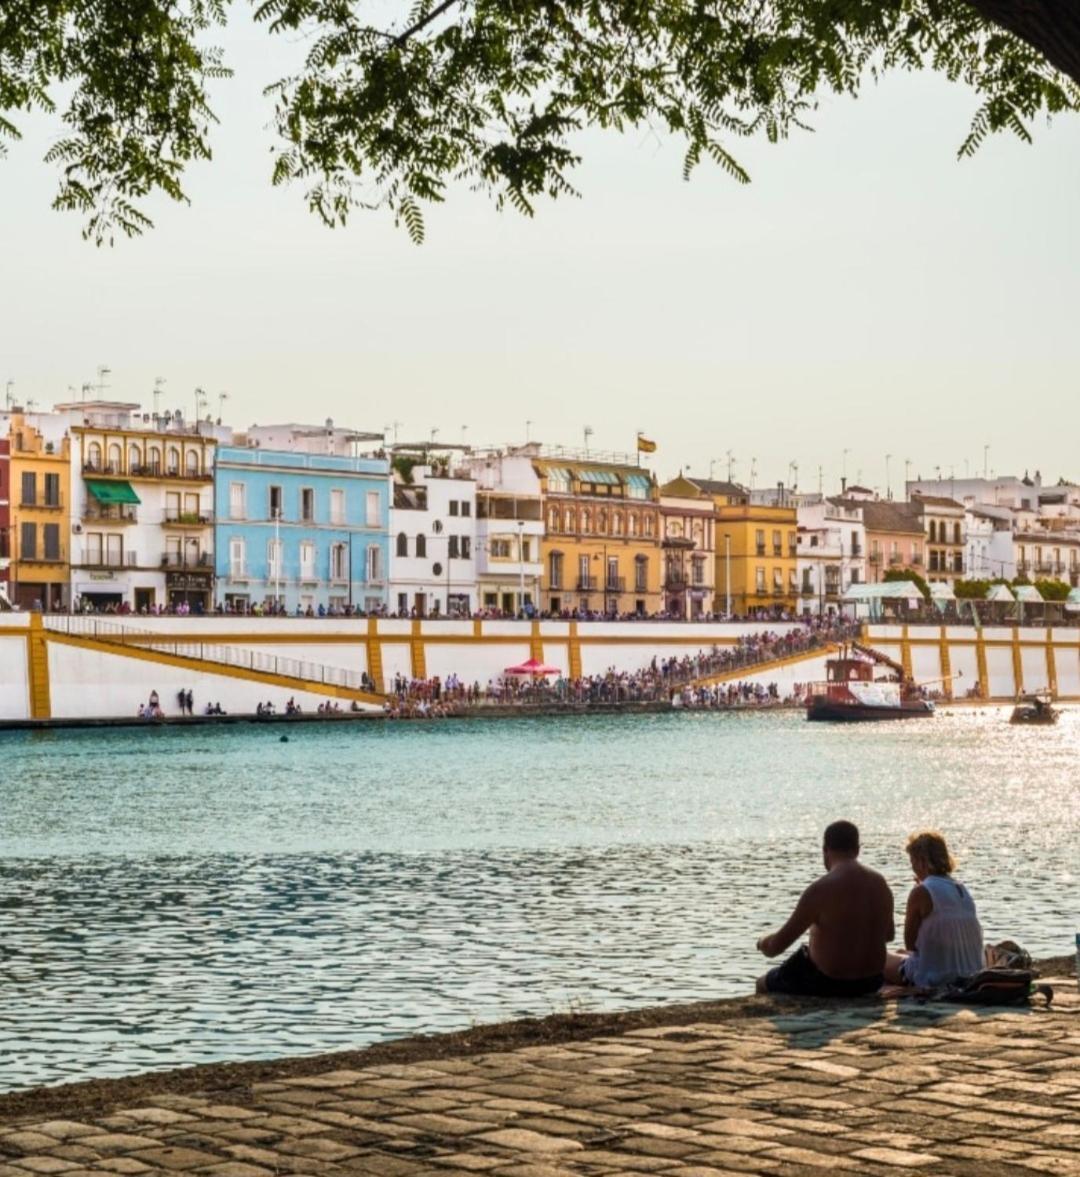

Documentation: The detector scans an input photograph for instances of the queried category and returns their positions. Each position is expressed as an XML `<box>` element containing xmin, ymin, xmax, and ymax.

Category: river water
<box><xmin>1</xmin><ymin>709</ymin><xmax>1076</xmax><ymax>1090</ymax></box>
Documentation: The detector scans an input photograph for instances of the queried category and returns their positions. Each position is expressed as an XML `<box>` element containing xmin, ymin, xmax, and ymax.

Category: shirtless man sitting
<box><xmin>755</xmin><ymin>820</ymin><xmax>894</xmax><ymax>997</ymax></box>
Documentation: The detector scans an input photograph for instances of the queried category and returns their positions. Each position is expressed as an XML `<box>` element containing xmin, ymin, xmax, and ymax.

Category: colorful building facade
<box><xmin>0</xmin><ymin>437</ymin><xmax>9</xmax><ymax>601</ymax></box>
<box><xmin>659</xmin><ymin>480</ymin><xmax>716</xmax><ymax>618</ymax></box>
<box><xmin>59</xmin><ymin>401</ymin><xmax>218</xmax><ymax>611</ymax></box>
<box><xmin>214</xmin><ymin>443</ymin><xmax>391</xmax><ymax>613</ymax></box>
<box><xmin>7</xmin><ymin>412</ymin><xmax>71</xmax><ymax>610</ymax></box>
<box><xmin>535</xmin><ymin>451</ymin><xmax>662</xmax><ymax>616</ymax></box>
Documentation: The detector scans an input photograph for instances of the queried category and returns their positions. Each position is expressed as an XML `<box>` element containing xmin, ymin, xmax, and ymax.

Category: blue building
<box><xmin>214</xmin><ymin>433</ymin><xmax>390</xmax><ymax>613</ymax></box>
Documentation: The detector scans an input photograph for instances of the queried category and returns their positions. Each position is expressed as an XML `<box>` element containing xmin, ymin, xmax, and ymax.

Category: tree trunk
<box><xmin>966</xmin><ymin>0</ymin><xmax>1080</xmax><ymax>86</ymax></box>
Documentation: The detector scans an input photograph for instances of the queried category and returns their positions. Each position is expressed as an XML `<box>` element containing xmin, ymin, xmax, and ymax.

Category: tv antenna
<box><xmin>153</xmin><ymin>377</ymin><xmax>165</xmax><ymax>417</ymax></box>
<box><xmin>96</xmin><ymin>365</ymin><xmax>111</xmax><ymax>397</ymax></box>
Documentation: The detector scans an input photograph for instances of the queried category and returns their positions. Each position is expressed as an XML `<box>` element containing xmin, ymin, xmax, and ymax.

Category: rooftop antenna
<box><xmin>4</xmin><ymin>380</ymin><xmax>14</xmax><ymax>409</ymax></box>
<box><xmin>749</xmin><ymin>457</ymin><xmax>758</xmax><ymax>490</ymax></box>
<box><xmin>25</xmin><ymin>397</ymin><xmax>37</xmax><ymax>412</ymax></box>
<box><xmin>218</xmin><ymin>390</ymin><xmax>229</xmax><ymax>422</ymax></box>
<box><xmin>983</xmin><ymin>444</ymin><xmax>989</xmax><ymax>479</ymax></box>
<box><xmin>842</xmin><ymin>448</ymin><xmax>850</xmax><ymax>483</ymax></box>
<box><xmin>788</xmin><ymin>460</ymin><xmax>798</xmax><ymax>490</ymax></box>
<box><xmin>817</xmin><ymin>465</ymin><xmax>823</xmax><ymax>495</ymax></box>
<box><xmin>725</xmin><ymin>449</ymin><xmax>734</xmax><ymax>481</ymax></box>
<box><xmin>904</xmin><ymin>458</ymin><xmax>912</xmax><ymax>491</ymax></box>
<box><xmin>153</xmin><ymin>377</ymin><xmax>165</xmax><ymax>417</ymax></box>
<box><xmin>80</xmin><ymin>382</ymin><xmax>92</xmax><ymax>401</ymax></box>
<box><xmin>709</xmin><ymin>457</ymin><xmax>718</xmax><ymax>480</ymax></box>
<box><xmin>461</xmin><ymin>425</ymin><xmax>468</xmax><ymax>447</ymax></box>
<box><xmin>525</xmin><ymin>419</ymin><xmax>532</xmax><ymax>442</ymax></box>
<box><xmin>429</xmin><ymin>427</ymin><xmax>439</xmax><ymax>447</ymax></box>
<box><xmin>383</xmin><ymin>421</ymin><xmax>402</xmax><ymax>445</ymax></box>
<box><xmin>885</xmin><ymin>453</ymin><xmax>892</xmax><ymax>500</ymax></box>
<box><xmin>193</xmin><ymin>386</ymin><xmax>208</xmax><ymax>425</ymax></box>
<box><xmin>96</xmin><ymin>365</ymin><xmax>111</xmax><ymax>398</ymax></box>
<box><xmin>584</xmin><ymin>425</ymin><xmax>593</xmax><ymax>454</ymax></box>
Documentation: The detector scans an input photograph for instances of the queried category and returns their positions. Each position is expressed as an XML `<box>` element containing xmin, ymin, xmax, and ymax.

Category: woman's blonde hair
<box><xmin>906</xmin><ymin>830</ymin><xmax>955</xmax><ymax>876</ymax></box>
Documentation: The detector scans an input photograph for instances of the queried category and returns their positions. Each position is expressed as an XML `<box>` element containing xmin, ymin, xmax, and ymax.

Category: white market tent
<box><xmin>842</xmin><ymin>580</ymin><xmax>924</xmax><ymax>619</ymax></box>
<box><xmin>985</xmin><ymin>583</ymin><xmax>1015</xmax><ymax>603</ymax></box>
<box><xmin>842</xmin><ymin>581</ymin><xmax>923</xmax><ymax>602</ymax></box>
<box><xmin>1013</xmin><ymin>584</ymin><xmax>1043</xmax><ymax>603</ymax></box>
<box><xmin>929</xmin><ymin>582</ymin><xmax>956</xmax><ymax>602</ymax></box>
<box><xmin>1066</xmin><ymin>587</ymin><xmax>1080</xmax><ymax>612</ymax></box>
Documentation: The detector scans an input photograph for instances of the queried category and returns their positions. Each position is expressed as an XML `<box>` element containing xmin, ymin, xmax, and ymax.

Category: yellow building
<box><xmin>8</xmin><ymin>412</ymin><xmax>71</xmax><ymax>610</ymax></box>
<box><xmin>662</xmin><ymin>476</ymin><xmax>798</xmax><ymax>616</ymax></box>
<box><xmin>535</xmin><ymin>455</ymin><xmax>662</xmax><ymax>615</ymax></box>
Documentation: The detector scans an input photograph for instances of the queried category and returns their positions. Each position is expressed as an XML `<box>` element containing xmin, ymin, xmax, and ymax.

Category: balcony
<box><xmin>772</xmin><ymin>545</ymin><xmax>783</xmax><ymax>557</ymax></box>
<box><xmin>889</xmin><ymin>553</ymin><xmax>903</xmax><ymax>565</ymax></box>
<box><xmin>20</xmin><ymin>549</ymin><xmax>67</xmax><ymax>564</ymax></box>
<box><xmin>19</xmin><ymin>496</ymin><xmax>64</xmax><ymax>511</ymax></box>
<box><xmin>84</xmin><ymin>504</ymin><xmax>137</xmax><ymax>524</ymax></box>
<box><xmin>604</xmin><ymin>576</ymin><xmax>626</xmax><ymax>592</ymax></box>
<box><xmin>756</xmin><ymin>544</ymin><xmax>766</xmax><ymax>556</ymax></box>
<box><xmin>160</xmin><ymin>552</ymin><xmax>212</xmax><ymax>569</ymax></box>
<box><xmin>911</xmin><ymin>554</ymin><xmax>923</xmax><ymax>566</ymax></box>
<box><xmin>79</xmin><ymin>553</ymin><xmax>139</xmax><ymax>569</ymax></box>
<box><xmin>664</xmin><ymin>571</ymin><xmax>688</xmax><ymax>589</ymax></box>
<box><xmin>82</xmin><ymin>462</ymin><xmax>123</xmax><ymax>476</ymax></box>
<box><xmin>227</xmin><ymin>565</ymin><xmax>250</xmax><ymax>579</ymax></box>
<box><xmin>850</xmin><ymin>545</ymin><xmax>863</xmax><ymax>558</ymax></box>
<box><xmin>576</xmin><ymin>576</ymin><xmax>599</xmax><ymax>590</ymax></box>
<box><xmin>164</xmin><ymin>509</ymin><xmax>212</xmax><ymax>526</ymax></box>
<box><xmin>868</xmin><ymin>552</ymin><xmax>882</xmax><ymax>565</ymax></box>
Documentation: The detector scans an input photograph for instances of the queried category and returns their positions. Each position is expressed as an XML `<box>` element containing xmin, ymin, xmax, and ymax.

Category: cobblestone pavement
<box><xmin>2</xmin><ymin>979</ymin><xmax>1077</xmax><ymax>1177</ymax></box>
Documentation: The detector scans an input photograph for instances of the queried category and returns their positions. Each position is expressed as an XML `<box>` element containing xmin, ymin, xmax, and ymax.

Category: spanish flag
<box><xmin>637</xmin><ymin>434</ymin><xmax>657</xmax><ymax>454</ymax></box>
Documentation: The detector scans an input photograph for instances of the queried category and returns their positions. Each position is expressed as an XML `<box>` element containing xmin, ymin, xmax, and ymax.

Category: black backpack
<box><xmin>941</xmin><ymin>967</ymin><xmax>1053</xmax><ymax>1007</ymax></box>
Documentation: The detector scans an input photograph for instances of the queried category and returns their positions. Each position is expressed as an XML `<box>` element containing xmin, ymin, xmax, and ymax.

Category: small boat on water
<box><xmin>1009</xmin><ymin>691</ymin><xmax>1059</xmax><ymax>725</ymax></box>
<box><xmin>806</xmin><ymin>643</ymin><xmax>935</xmax><ymax>722</ymax></box>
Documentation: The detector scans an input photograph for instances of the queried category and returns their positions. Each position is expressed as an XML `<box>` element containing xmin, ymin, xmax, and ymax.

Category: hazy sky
<box><xmin>2</xmin><ymin>11</ymin><xmax>1079</xmax><ymax>496</ymax></box>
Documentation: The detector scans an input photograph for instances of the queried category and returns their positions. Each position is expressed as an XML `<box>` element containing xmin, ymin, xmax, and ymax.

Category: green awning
<box><xmin>87</xmin><ymin>479</ymin><xmax>141</xmax><ymax>505</ymax></box>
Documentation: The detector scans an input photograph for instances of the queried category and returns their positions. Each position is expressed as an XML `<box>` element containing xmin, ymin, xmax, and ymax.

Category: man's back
<box><xmin>808</xmin><ymin>860</ymin><xmax>894</xmax><ymax>979</ymax></box>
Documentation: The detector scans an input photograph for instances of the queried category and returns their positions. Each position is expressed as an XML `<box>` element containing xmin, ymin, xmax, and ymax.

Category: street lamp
<box><xmin>591</xmin><ymin>545</ymin><xmax>611</xmax><ymax>616</ymax></box>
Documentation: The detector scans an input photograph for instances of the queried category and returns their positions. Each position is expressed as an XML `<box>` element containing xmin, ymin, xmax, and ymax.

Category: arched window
<box><xmin>582</xmin><ymin>509</ymin><xmax>591</xmax><ymax>533</ymax></box>
<box><xmin>147</xmin><ymin>445</ymin><xmax>162</xmax><ymax>473</ymax></box>
<box><xmin>185</xmin><ymin>449</ymin><xmax>199</xmax><ymax>475</ymax></box>
<box><xmin>928</xmin><ymin>520</ymin><xmax>936</xmax><ymax>542</ymax></box>
<box><xmin>107</xmin><ymin>443</ymin><xmax>122</xmax><ymax>472</ymax></box>
<box><xmin>628</xmin><ymin>513</ymin><xmax>639</xmax><ymax>536</ymax></box>
<box><xmin>396</xmin><ymin>532</ymin><xmax>408</xmax><ymax>557</ymax></box>
<box><xmin>167</xmin><ymin>446</ymin><xmax>180</xmax><ymax>475</ymax></box>
<box><xmin>564</xmin><ymin>508</ymin><xmax>574</xmax><ymax>532</ymax></box>
<box><xmin>644</xmin><ymin>514</ymin><xmax>655</xmax><ymax>537</ymax></box>
<box><xmin>86</xmin><ymin>441</ymin><xmax>102</xmax><ymax>470</ymax></box>
<box><xmin>953</xmin><ymin>522</ymin><xmax>962</xmax><ymax>544</ymax></box>
<box><xmin>548</xmin><ymin>506</ymin><xmax>560</xmax><ymax>532</ymax></box>
<box><xmin>612</xmin><ymin>512</ymin><xmax>623</xmax><ymax>536</ymax></box>
<box><xmin>597</xmin><ymin>509</ymin><xmax>607</xmax><ymax>534</ymax></box>
<box><xmin>128</xmin><ymin>443</ymin><xmax>142</xmax><ymax>471</ymax></box>
<box><xmin>416</xmin><ymin>533</ymin><xmax>427</xmax><ymax>558</ymax></box>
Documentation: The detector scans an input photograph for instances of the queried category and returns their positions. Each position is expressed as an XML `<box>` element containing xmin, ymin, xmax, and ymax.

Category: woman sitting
<box><xmin>885</xmin><ymin>830</ymin><xmax>984</xmax><ymax>988</ymax></box>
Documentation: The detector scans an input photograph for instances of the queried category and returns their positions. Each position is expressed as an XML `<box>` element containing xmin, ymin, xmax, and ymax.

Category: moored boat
<box><xmin>1009</xmin><ymin>691</ymin><xmax>1058</xmax><ymax>725</ymax></box>
<box><xmin>806</xmin><ymin>643</ymin><xmax>934</xmax><ymax>722</ymax></box>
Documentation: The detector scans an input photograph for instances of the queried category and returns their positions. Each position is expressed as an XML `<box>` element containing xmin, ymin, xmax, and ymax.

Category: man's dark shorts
<box><xmin>765</xmin><ymin>945</ymin><xmax>882</xmax><ymax>997</ymax></box>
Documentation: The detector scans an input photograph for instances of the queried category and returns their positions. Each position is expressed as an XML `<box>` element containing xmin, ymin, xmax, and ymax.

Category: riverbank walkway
<box><xmin>1</xmin><ymin>970</ymin><xmax>1075</xmax><ymax>1176</ymax></box>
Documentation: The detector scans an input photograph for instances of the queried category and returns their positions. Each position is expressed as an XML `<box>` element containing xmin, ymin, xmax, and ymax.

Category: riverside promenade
<box><xmin>1</xmin><ymin>966</ymin><xmax>1076</xmax><ymax>1177</ymax></box>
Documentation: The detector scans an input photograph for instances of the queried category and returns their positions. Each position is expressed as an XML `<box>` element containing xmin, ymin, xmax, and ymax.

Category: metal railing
<box><xmin>84</xmin><ymin>505</ymin><xmax>137</xmax><ymax>523</ymax></box>
<box><xmin>46</xmin><ymin>615</ymin><xmax>379</xmax><ymax>693</ymax></box>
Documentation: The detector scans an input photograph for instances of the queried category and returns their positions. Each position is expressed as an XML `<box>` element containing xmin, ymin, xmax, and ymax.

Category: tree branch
<box><xmin>395</xmin><ymin>0</ymin><xmax>462</xmax><ymax>47</ymax></box>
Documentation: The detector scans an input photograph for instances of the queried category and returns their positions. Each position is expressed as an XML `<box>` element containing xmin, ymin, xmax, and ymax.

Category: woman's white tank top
<box><xmin>908</xmin><ymin>874</ymin><xmax>984</xmax><ymax>987</ymax></box>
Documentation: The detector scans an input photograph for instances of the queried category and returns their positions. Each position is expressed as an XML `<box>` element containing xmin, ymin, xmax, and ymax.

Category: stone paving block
<box><xmin>95</xmin><ymin>1160</ymin><xmax>154</xmax><ymax>1174</ymax></box>
<box><xmin>71</xmin><ymin>1135</ymin><xmax>162</xmax><ymax>1156</ymax></box>
<box><xmin>0</xmin><ymin>1135</ymin><xmax>62</xmax><ymax>1156</ymax></box>
<box><xmin>27</xmin><ymin>1126</ymin><xmax>98</xmax><ymax>1143</ymax></box>
<box><xmin>274</xmin><ymin>1137</ymin><xmax>364</xmax><ymax>1162</ymax></box>
<box><xmin>127</xmin><ymin>1146</ymin><xmax>226</xmax><ymax>1170</ymax></box>
<box><xmin>476</xmin><ymin>1130</ymin><xmax>583</xmax><ymax>1154</ymax></box>
<box><xmin>851</xmin><ymin>1146</ymin><xmax>942</xmax><ymax>1167</ymax></box>
<box><xmin>7</xmin><ymin>1158</ymin><xmax>81</xmax><ymax>1173</ymax></box>
<box><xmin>194</xmin><ymin>1165</ymin><xmax>273</xmax><ymax>1177</ymax></box>
<box><xmin>426</xmin><ymin>1152</ymin><xmax>504</xmax><ymax>1170</ymax></box>
<box><xmin>764</xmin><ymin>1145</ymin><xmax>861</xmax><ymax>1169</ymax></box>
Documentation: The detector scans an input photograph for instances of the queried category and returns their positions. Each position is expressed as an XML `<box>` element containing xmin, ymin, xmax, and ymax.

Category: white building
<box><xmin>795</xmin><ymin>498</ymin><xmax>866</xmax><ymax>614</ymax></box>
<box><xmin>464</xmin><ymin>449</ymin><xmax>544</xmax><ymax>616</ymax></box>
<box><xmin>389</xmin><ymin>461</ymin><xmax>478</xmax><ymax>617</ymax></box>
<box><xmin>57</xmin><ymin>401</ymin><xmax>223</xmax><ymax>612</ymax></box>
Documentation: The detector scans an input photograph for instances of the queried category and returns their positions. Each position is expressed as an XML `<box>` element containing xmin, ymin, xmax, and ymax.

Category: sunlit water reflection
<box><xmin>1</xmin><ymin>708</ymin><xmax>1076</xmax><ymax>1089</ymax></box>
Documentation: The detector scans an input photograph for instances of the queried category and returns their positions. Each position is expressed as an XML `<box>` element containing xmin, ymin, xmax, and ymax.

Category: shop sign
<box><xmin>166</xmin><ymin>572</ymin><xmax>212</xmax><ymax>590</ymax></box>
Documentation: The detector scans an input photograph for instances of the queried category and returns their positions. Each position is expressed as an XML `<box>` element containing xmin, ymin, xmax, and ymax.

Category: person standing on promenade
<box><xmin>755</xmin><ymin>820</ymin><xmax>894</xmax><ymax>997</ymax></box>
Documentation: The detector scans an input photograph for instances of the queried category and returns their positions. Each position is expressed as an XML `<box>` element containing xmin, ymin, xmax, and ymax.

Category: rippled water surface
<box><xmin>2</xmin><ymin>709</ymin><xmax>1077</xmax><ymax>1090</ymax></box>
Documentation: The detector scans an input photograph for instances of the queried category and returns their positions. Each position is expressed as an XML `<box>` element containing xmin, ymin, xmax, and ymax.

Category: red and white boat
<box><xmin>806</xmin><ymin>643</ymin><xmax>934</xmax><ymax>722</ymax></box>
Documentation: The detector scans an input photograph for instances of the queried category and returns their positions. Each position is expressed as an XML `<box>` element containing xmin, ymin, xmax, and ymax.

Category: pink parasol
<box><xmin>504</xmin><ymin>657</ymin><xmax>561</xmax><ymax>677</ymax></box>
